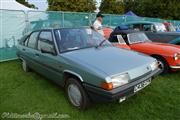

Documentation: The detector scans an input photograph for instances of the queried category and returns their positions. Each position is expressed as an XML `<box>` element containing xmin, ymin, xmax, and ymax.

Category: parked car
<box><xmin>163</xmin><ymin>22</ymin><xmax>177</xmax><ymax>32</ymax></box>
<box><xmin>102</xmin><ymin>27</ymin><xmax>113</xmax><ymax>39</ymax></box>
<box><xmin>103</xmin><ymin>26</ymin><xmax>130</xmax><ymax>49</ymax></box>
<box><xmin>121</xmin><ymin>21</ymin><xmax>180</xmax><ymax>45</ymax></box>
<box><xmin>17</xmin><ymin>27</ymin><xmax>160</xmax><ymax>109</ymax></box>
<box><xmin>109</xmin><ymin>27</ymin><xmax>180</xmax><ymax>74</ymax></box>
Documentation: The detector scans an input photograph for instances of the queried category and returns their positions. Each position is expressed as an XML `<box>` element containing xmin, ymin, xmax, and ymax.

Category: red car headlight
<box><xmin>174</xmin><ymin>53</ymin><xmax>179</xmax><ymax>61</ymax></box>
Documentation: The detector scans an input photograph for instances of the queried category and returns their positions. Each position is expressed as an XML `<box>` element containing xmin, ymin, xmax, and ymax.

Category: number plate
<box><xmin>134</xmin><ymin>79</ymin><xmax>151</xmax><ymax>93</ymax></box>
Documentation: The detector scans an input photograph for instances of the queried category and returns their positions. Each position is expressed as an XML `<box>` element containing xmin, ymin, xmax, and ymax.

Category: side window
<box><xmin>133</xmin><ymin>24</ymin><xmax>141</xmax><ymax>31</ymax></box>
<box><xmin>39</xmin><ymin>31</ymin><xmax>53</xmax><ymax>42</ymax></box>
<box><xmin>122</xmin><ymin>34</ymin><xmax>128</xmax><ymax>41</ymax></box>
<box><xmin>152</xmin><ymin>25</ymin><xmax>156</xmax><ymax>31</ymax></box>
<box><xmin>129</xmin><ymin>25</ymin><xmax>134</xmax><ymax>29</ymax></box>
<box><xmin>27</xmin><ymin>32</ymin><xmax>39</xmax><ymax>49</ymax></box>
<box><xmin>20</xmin><ymin>35</ymin><xmax>29</xmax><ymax>46</ymax></box>
<box><xmin>38</xmin><ymin>31</ymin><xmax>55</xmax><ymax>52</ymax></box>
<box><xmin>117</xmin><ymin>35</ymin><xmax>126</xmax><ymax>44</ymax></box>
<box><xmin>24</xmin><ymin>37</ymin><xmax>29</xmax><ymax>46</ymax></box>
<box><xmin>109</xmin><ymin>35</ymin><xmax>118</xmax><ymax>43</ymax></box>
<box><xmin>143</xmin><ymin>24</ymin><xmax>152</xmax><ymax>31</ymax></box>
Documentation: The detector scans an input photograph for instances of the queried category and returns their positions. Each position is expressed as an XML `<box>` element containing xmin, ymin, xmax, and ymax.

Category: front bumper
<box><xmin>83</xmin><ymin>68</ymin><xmax>161</xmax><ymax>103</ymax></box>
<box><xmin>170</xmin><ymin>65</ymin><xmax>180</xmax><ymax>70</ymax></box>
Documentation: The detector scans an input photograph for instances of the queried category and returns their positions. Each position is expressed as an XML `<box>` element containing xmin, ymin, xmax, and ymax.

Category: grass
<box><xmin>0</xmin><ymin>60</ymin><xmax>180</xmax><ymax>120</ymax></box>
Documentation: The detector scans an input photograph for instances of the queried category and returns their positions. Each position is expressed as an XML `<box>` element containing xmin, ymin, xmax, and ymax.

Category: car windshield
<box><xmin>128</xmin><ymin>32</ymin><xmax>151</xmax><ymax>44</ymax></box>
<box><xmin>55</xmin><ymin>28</ymin><xmax>111</xmax><ymax>52</ymax></box>
<box><xmin>154</xmin><ymin>23</ymin><xmax>166</xmax><ymax>32</ymax></box>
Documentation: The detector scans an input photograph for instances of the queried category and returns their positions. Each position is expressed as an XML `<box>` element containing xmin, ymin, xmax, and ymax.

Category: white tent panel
<box><xmin>0</xmin><ymin>0</ymin><xmax>34</xmax><ymax>10</ymax></box>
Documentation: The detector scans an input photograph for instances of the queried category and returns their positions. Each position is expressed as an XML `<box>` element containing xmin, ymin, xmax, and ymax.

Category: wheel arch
<box><xmin>63</xmin><ymin>70</ymin><xmax>83</xmax><ymax>86</ymax></box>
<box><xmin>150</xmin><ymin>54</ymin><xmax>169</xmax><ymax>66</ymax></box>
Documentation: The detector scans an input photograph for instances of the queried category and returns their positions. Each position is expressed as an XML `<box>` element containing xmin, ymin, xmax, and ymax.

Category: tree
<box><xmin>47</xmin><ymin>0</ymin><xmax>96</xmax><ymax>12</ymax></box>
<box><xmin>99</xmin><ymin>0</ymin><xmax>124</xmax><ymax>14</ymax></box>
<box><xmin>124</xmin><ymin>0</ymin><xmax>180</xmax><ymax>20</ymax></box>
<box><xmin>16</xmin><ymin>0</ymin><xmax>38</xmax><ymax>9</ymax></box>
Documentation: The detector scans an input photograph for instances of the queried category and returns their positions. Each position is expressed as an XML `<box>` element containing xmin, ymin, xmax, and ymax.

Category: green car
<box><xmin>17</xmin><ymin>27</ymin><xmax>160</xmax><ymax>109</ymax></box>
<box><xmin>121</xmin><ymin>21</ymin><xmax>180</xmax><ymax>45</ymax></box>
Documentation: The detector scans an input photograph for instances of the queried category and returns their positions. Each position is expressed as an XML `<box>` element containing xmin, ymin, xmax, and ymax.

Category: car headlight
<box><xmin>102</xmin><ymin>73</ymin><xmax>130</xmax><ymax>90</ymax></box>
<box><xmin>150</xmin><ymin>61</ymin><xmax>159</xmax><ymax>71</ymax></box>
<box><xmin>174</xmin><ymin>53</ymin><xmax>179</xmax><ymax>61</ymax></box>
<box><xmin>111</xmin><ymin>73</ymin><xmax>130</xmax><ymax>87</ymax></box>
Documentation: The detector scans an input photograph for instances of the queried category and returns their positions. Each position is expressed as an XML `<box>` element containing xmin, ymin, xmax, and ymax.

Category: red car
<box><xmin>109</xmin><ymin>30</ymin><xmax>180</xmax><ymax>74</ymax></box>
<box><xmin>102</xmin><ymin>27</ymin><xmax>113</xmax><ymax>39</ymax></box>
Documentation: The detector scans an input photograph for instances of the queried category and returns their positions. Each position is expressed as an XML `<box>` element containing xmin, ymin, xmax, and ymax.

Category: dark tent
<box><xmin>124</xmin><ymin>11</ymin><xmax>138</xmax><ymax>16</ymax></box>
<box><xmin>122</xmin><ymin>11</ymin><xmax>141</xmax><ymax>22</ymax></box>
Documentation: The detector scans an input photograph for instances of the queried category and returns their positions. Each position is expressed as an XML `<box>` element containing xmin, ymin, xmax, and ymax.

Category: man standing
<box><xmin>93</xmin><ymin>13</ymin><xmax>104</xmax><ymax>36</ymax></box>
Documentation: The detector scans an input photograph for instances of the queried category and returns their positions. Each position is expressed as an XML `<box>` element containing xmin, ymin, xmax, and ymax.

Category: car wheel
<box><xmin>65</xmin><ymin>78</ymin><xmax>90</xmax><ymax>110</ymax></box>
<box><xmin>21</xmin><ymin>58</ymin><xmax>30</xmax><ymax>72</ymax></box>
<box><xmin>153</xmin><ymin>56</ymin><xmax>169</xmax><ymax>74</ymax></box>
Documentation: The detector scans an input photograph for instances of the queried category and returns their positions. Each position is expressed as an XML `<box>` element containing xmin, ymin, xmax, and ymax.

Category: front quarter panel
<box><xmin>59</xmin><ymin>55</ymin><xmax>108</xmax><ymax>88</ymax></box>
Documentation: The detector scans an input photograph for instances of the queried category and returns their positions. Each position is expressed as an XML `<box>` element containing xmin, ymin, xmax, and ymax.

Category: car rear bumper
<box><xmin>83</xmin><ymin>68</ymin><xmax>161</xmax><ymax>103</ymax></box>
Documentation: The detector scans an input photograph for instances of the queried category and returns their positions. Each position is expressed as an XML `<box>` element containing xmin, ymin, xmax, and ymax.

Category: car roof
<box><xmin>54</xmin><ymin>26</ymin><xmax>91</xmax><ymax>30</ymax></box>
<box><xmin>112</xmin><ymin>27</ymin><xmax>142</xmax><ymax>35</ymax></box>
<box><xmin>30</xmin><ymin>26</ymin><xmax>91</xmax><ymax>32</ymax></box>
<box><xmin>121</xmin><ymin>21</ymin><xmax>160</xmax><ymax>25</ymax></box>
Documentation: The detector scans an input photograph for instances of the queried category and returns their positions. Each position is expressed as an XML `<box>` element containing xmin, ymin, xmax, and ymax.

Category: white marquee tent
<box><xmin>0</xmin><ymin>0</ymin><xmax>48</xmax><ymax>62</ymax></box>
<box><xmin>0</xmin><ymin>0</ymin><xmax>35</xmax><ymax>48</ymax></box>
<box><xmin>0</xmin><ymin>0</ymin><xmax>34</xmax><ymax>10</ymax></box>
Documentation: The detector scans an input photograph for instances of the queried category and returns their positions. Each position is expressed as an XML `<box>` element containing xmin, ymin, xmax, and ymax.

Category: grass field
<box><xmin>0</xmin><ymin>60</ymin><xmax>180</xmax><ymax>120</ymax></box>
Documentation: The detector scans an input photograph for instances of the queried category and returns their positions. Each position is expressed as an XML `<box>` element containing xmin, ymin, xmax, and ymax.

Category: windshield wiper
<box><xmin>97</xmin><ymin>39</ymin><xmax>107</xmax><ymax>47</ymax></box>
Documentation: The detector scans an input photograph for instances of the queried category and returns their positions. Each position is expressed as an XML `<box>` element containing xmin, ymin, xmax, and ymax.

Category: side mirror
<box><xmin>41</xmin><ymin>46</ymin><xmax>56</xmax><ymax>55</ymax></box>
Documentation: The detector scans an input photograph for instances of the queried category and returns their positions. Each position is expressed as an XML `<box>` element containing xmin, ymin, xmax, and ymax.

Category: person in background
<box><xmin>93</xmin><ymin>13</ymin><xmax>104</xmax><ymax>36</ymax></box>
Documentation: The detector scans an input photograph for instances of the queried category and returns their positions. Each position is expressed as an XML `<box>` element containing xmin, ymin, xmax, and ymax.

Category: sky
<box><xmin>27</xmin><ymin>0</ymin><xmax>48</xmax><ymax>11</ymax></box>
<box><xmin>27</xmin><ymin>0</ymin><xmax>101</xmax><ymax>11</ymax></box>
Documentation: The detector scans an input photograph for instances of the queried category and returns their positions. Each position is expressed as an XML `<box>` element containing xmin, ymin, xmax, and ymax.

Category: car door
<box><xmin>35</xmin><ymin>30</ymin><xmax>64</xmax><ymax>85</ymax></box>
<box><xmin>22</xmin><ymin>31</ymin><xmax>40</xmax><ymax>70</ymax></box>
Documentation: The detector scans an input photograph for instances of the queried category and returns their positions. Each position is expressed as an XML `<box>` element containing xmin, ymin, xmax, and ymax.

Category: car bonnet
<box><xmin>61</xmin><ymin>46</ymin><xmax>156</xmax><ymax>80</ymax></box>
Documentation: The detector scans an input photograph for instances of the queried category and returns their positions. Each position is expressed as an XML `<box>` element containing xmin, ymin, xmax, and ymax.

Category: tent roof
<box><xmin>124</xmin><ymin>11</ymin><xmax>138</xmax><ymax>16</ymax></box>
<box><xmin>0</xmin><ymin>0</ymin><xmax>34</xmax><ymax>11</ymax></box>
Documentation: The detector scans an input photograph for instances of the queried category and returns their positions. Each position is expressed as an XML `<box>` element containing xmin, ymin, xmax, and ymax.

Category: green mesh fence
<box><xmin>0</xmin><ymin>10</ymin><xmax>26</xmax><ymax>62</ymax></box>
<box><xmin>63</xmin><ymin>12</ymin><xmax>90</xmax><ymax>27</ymax></box>
<box><xmin>27</xmin><ymin>11</ymin><xmax>63</xmax><ymax>32</ymax></box>
<box><xmin>1</xmin><ymin>10</ymin><xmax>180</xmax><ymax>62</ymax></box>
<box><xmin>27</xmin><ymin>11</ymin><xmax>91</xmax><ymax>31</ymax></box>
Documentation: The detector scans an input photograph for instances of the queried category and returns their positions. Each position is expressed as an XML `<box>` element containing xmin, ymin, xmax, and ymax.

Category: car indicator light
<box><xmin>101</xmin><ymin>82</ymin><xmax>113</xmax><ymax>90</ymax></box>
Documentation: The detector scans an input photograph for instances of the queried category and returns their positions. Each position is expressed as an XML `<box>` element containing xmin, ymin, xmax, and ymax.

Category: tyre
<box><xmin>65</xmin><ymin>78</ymin><xmax>90</xmax><ymax>110</ymax></box>
<box><xmin>21</xmin><ymin>58</ymin><xmax>30</xmax><ymax>72</ymax></box>
<box><xmin>153</xmin><ymin>56</ymin><xmax>169</xmax><ymax>74</ymax></box>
